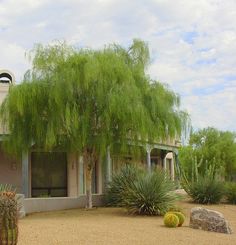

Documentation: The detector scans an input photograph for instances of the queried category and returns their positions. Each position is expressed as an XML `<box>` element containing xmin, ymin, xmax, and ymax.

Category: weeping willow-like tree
<box><xmin>0</xmin><ymin>39</ymin><xmax>188</xmax><ymax>208</ymax></box>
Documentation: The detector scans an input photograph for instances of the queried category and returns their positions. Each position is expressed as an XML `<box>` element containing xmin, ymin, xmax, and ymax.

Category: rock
<box><xmin>16</xmin><ymin>194</ymin><xmax>26</xmax><ymax>218</ymax></box>
<box><xmin>174</xmin><ymin>189</ymin><xmax>187</xmax><ymax>195</ymax></box>
<box><xmin>190</xmin><ymin>207</ymin><xmax>232</xmax><ymax>234</ymax></box>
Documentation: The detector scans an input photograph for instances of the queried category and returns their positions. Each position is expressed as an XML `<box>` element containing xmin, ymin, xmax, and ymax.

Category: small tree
<box><xmin>0</xmin><ymin>40</ymin><xmax>187</xmax><ymax>208</ymax></box>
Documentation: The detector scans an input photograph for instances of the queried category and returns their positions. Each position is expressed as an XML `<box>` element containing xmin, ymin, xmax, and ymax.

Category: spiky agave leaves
<box><xmin>105</xmin><ymin>164</ymin><xmax>143</xmax><ymax>206</ymax></box>
<box><xmin>188</xmin><ymin>176</ymin><xmax>225</xmax><ymax>204</ymax></box>
<box><xmin>123</xmin><ymin>170</ymin><xmax>178</xmax><ymax>215</ymax></box>
<box><xmin>106</xmin><ymin>165</ymin><xmax>178</xmax><ymax>215</ymax></box>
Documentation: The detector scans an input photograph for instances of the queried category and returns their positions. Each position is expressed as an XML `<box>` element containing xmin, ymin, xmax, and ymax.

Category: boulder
<box><xmin>190</xmin><ymin>207</ymin><xmax>232</xmax><ymax>234</ymax></box>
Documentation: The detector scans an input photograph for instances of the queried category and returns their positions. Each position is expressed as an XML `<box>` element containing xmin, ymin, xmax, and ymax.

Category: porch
<box><xmin>0</xmin><ymin>142</ymin><xmax>178</xmax><ymax>213</ymax></box>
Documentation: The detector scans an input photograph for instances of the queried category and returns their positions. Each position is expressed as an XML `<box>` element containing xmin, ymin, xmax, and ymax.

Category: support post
<box><xmin>97</xmin><ymin>156</ymin><xmax>103</xmax><ymax>194</ymax></box>
<box><xmin>106</xmin><ymin>146</ymin><xmax>112</xmax><ymax>184</ymax></box>
<box><xmin>171</xmin><ymin>153</ymin><xmax>175</xmax><ymax>181</ymax></box>
<box><xmin>163</xmin><ymin>157</ymin><xmax>167</xmax><ymax>171</ymax></box>
<box><xmin>22</xmin><ymin>151</ymin><xmax>29</xmax><ymax>198</ymax></box>
<box><xmin>146</xmin><ymin>146</ymin><xmax>151</xmax><ymax>173</ymax></box>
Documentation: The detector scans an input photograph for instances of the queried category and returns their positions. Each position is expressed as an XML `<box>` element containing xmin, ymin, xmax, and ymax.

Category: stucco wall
<box><xmin>0</xmin><ymin>84</ymin><xmax>10</xmax><ymax>134</ymax></box>
<box><xmin>0</xmin><ymin>146</ymin><xmax>22</xmax><ymax>192</ymax></box>
<box><xmin>67</xmin><ymin>153</ymin><xmax>79</xmax><ymax>197</ymax></box>
<box><xmin>24</xmin><ymin>194</ymin><xmax>105</xmax><ymax>214</ymax></box>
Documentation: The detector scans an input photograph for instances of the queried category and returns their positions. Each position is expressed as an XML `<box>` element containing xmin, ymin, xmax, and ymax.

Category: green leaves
<box><xmin>179</xmin><ymin>127</ymin><xmax>236</xmax><ymax>180</ymax></box>
<box><xmin>105</xmin><ymin>165</ymin><xmax>178</xmax><ymax>215</ymax></box>
<box><xmin>187</xmin><ymin>177</ymin><xmax>225</xmax><ymax>204</ymax></box>
<box><xmin>225</xmin><ymin>182</ymin><xmax>236</xmax><ymax>204</ymax></box>
<box><xmin>0</xmin><ymin>40</ymin><xmax>187</xmax><ymax>156</ymax></box>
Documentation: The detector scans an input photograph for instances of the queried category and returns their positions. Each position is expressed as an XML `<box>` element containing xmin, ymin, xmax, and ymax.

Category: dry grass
<box><xmin>18</xmin><ymin>199</ymin><xmax>236</xmax><ymax>245</ymax></box>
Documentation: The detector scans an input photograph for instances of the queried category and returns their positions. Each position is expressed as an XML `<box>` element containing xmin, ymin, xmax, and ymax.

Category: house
<box><xmin>0</xmin><ymin>69</ymin><xmax>180</xmax><ymax>214</ymax></box>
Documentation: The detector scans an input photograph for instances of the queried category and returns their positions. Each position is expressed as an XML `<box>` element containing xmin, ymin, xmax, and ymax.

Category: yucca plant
<box><xmin>105</xmin><ymin>164</ymin><xmax>142</xmax><ymax>206</ymax></box>
<box><xmin>105</xmin><ymin>165</ymin><xmax>178</xmax><ymax>215</ymax></box>
<box><xmin>187</xmin><ymin>177</ymin><xmax>225</xmax><ymax>204</ymax></box>
<box><xmin>123</xmin><ymin>170</ymin><xmax>178</xmax><ymax>215</ymax></box>
<box><xmin>0</xmin><ymin>184</ymin><xmax>18</xmax><ymax>245</ymax></box>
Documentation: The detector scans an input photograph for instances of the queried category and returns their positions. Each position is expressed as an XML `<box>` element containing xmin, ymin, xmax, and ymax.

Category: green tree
<box><xmin>179</xmin><ymin>127</ymin><xmax>236</xmax><ymax>180</ymax></box>
<box><xmin>0</xmin><ymin>40</ymin><xmax>187</xmax><ymax>208</ymax></box>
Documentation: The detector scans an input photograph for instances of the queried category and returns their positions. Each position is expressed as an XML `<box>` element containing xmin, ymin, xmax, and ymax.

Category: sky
<box><xmin>0</xmin><ymin>0</ymin><xmax>236</xmax><ymax>132</ymax></box>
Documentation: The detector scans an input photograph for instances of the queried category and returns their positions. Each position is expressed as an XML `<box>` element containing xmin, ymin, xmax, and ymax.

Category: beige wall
<box><xmin>67</xmin><ymin>153</ymin><xmax>79</xmax><ymax>197</ymax></box>
<box><xmin>0</xmin><ymin>146</ymin><xmax>22</xmax><ymax>192</ymax></box>
<box><xmin>67</xmin><ymin>153</ymin><xmax>103</xmax><ymax>197</ymax></box>
<box><xmin>24</xmin><ymin>195</ymin><xmax>105</xmax><ymax>214</ymax></box>
<box><xmin>0</xmin><ymin>84</ymin><xmax>10</xmax><ymax>134</ymax></box>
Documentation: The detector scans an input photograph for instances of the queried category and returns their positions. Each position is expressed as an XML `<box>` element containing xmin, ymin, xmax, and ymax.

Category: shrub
<box><xmin>164</xmin><ymin>213</ymin><xmax>179</xmax><ymax>228</ymax></box>
<box><xmin>105</xmin><ymin>164</ymin><xmax>142</xmax><ymax>206</ymax></box>
<box><xmin>225</xmin><ymin>182</ymin><xmax>236</xmax><ymax>204</ymax></box>
<box><xmin>0</xmin><ymin>185</ymin><xmax>18</xmax><ymax>245</ymax></box>
<box><xmin>166</xmin><ymin>211</ymin><xmax>185</xmax><ymax>227</ymax></box>
<box><xmin>105</xmin><ymin>165</ymin><xmax>178</xmax><ymax>215</ymax></box>
<box><xmin>187</xmin><ymin>177</ymin><xmax>225</xmax><ymax>204</ymax></box>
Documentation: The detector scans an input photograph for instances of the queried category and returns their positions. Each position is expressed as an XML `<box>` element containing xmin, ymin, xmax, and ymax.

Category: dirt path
<box><xmin>18</xmin><ymin>200</ymin><xmax>236</xmax><ymax>245</ymax></box>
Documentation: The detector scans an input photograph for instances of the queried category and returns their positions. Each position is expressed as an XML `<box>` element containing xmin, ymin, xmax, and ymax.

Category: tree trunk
<box><xmin>84</xmin><ymin>149</ymin><xmax>96</xmax><ymax>209</ymax></box>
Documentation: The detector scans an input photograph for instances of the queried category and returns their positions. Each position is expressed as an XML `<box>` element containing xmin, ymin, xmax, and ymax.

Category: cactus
<box><xmin>0</xmin><ymin>188</ymin><xmax>18</xmax><ymax>245</ymax></box>
<box><xmin>167</xmin><ymin>211</ymin><xmax>185</xmax><ymax>227</ymax></box>
<box><xmin>163</xmin><ymin>213</ymin><xmax>179</xmax><ymax>228</ymax></box>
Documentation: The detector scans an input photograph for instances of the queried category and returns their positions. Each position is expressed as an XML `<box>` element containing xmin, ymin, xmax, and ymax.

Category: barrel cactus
<box><xmin>163</xmin><ymin>213</ymin><xmax>179</xmax><ymax>228</ymax></box>
<box><xmin>166</xmin><ymin>211</ymin><xmax>185</xmax><ymax>227</ymax></box>
<box><xmin>0</xmin><ymin>189</ymin><xmax>18</xmax><ymax>245</ymax></box>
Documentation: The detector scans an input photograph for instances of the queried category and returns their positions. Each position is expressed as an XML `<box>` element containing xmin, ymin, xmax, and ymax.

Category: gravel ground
<box><xmin>18</xmin><ymin>200</ymin><xmax>236</xmax><ymax>245</ymax></box>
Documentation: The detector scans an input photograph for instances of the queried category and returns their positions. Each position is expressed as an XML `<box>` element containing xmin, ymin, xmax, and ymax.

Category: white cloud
<box><xmin>0</xmin><ymin>0</ymin><xmax>236</xmax><ymax>131</ymax></box>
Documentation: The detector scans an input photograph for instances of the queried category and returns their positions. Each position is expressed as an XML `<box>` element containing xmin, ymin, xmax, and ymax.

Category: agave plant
<box><xmin>105</xmin><ymin>165</ymin><xmax>178</xmax><ymax>215</ymax></box>
<box><xmin>123</xmin><ymin>170</ymin><xmax>178</xmax><ymax>215</ymax></box>
<box><xmin>187</xmin><ymin>177</ymin><xmax>225</xmax><ymax>204</ymax></box>
<box><xmin>105</xmin><ymin>164</ymin><xmax>143</xmax><ymax>206</ymax></box>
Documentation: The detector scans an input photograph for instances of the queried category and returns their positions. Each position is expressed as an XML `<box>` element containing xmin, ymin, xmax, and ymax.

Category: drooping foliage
<box><xmin>0</xmin><ymin>40</ymin><xmax>188</xmax><ymax>208</ymax></box>
<box><xmin>1</xmin><ymin>40</ymin><xmax>187</xmax><ymax>156</ymax></box>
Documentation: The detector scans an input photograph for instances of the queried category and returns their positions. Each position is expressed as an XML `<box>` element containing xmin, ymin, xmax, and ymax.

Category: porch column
<box><xmin>146</xmin><ymin>146</ymin><xmax>151</xmax><ymax>173</ymax></box>
<box><xmin>97</xmin><ymin>156</ymin><xmax>103</xmax><ymax>194</ymax></box>
<box><xmin>106</xmin><ymin>146</ymin><xmax>112</xmax><ymax>184</ymax></box>
<box><xmin>22</xmin><ymin>151</ymin><xmax>29</xmax><ymax>198</ymax></box>
<box><xmin>171</xmin><ymin>154</ymin><xmax>175</xmax><ymax>181</ymax></box>
<box><xmin>163</xmin><ymin>157</ymin><xmax>167</xmax><ymax>171</ymax></box>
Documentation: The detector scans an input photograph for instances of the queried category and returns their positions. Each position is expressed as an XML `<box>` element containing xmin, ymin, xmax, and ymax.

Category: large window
<box><xmin>31</xmin><ymin>152</ymin><xmax>67</xmax><ymax>197</ymax></box>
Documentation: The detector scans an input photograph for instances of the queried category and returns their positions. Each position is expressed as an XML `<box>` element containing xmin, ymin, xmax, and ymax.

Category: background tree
<box><xmin>1</xmin><ymin>40</ymin><xmax>188</xmax><ymax>208</ymax></box>
<box><xmin>179</xmin><ymin>127</ymin><xmax>236</xmax><ymax>181</ymax></box>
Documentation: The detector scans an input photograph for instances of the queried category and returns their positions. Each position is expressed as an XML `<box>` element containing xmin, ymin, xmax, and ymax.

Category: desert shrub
<box><xmin>163</xmin><ymin>213</ymin><xmax>179</xmax><ymax>228</ymax></box>
<box><xmin>225</xmin><ymin>182</ymin><xmax>236</xmax><ymax>204</ymax></box>
<box><xmin>187</xmin><ymin>177</ymin><xmax>225</xmax><ymax>204</ymax></box>
<box><xmin>0</xmin><ymin>184</ymin><xmax>18</xmax><ymax>245</ymax></box>
<box><xmin>105</xmin><ymin>164</ymin><xmax>142</xmax><ymax>206</ymax></box>
<box><xmin>105</xmin><ymin>165</ymin><xmax>178</xmax><ymax>215</ymax></box>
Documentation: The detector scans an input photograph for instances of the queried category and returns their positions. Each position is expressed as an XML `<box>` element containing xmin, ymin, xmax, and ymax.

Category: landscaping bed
<box><xmin>18</xmin><ymin>200</ymin><xmax>236</xmax><ymax>245</ymax></box>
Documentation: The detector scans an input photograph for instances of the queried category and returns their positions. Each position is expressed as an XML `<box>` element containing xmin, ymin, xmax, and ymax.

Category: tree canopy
<box><xmin>0</xmin><ymin>39</ymin><xmax>188</xmax><ymax>207</ymax></box>
<box><xmin>179</xmin><ymin>127</ymin><xmax>236</xmax><ymax>180</ymax></box>
<box><xmin>1</xmin><ymin>40</ymin><xmax>187</xmax><ymax>155</ymax></box>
